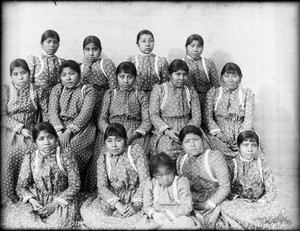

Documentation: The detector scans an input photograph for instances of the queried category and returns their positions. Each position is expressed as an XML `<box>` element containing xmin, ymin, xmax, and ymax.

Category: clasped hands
<box><xmin>29</xmin><ymin>198</ymin><xmax>59</xmax><ymax>218</ymax></box>
<box><xmin>115</xmin><ymin>201</ymin><xmax>141</xmax><ymax>218</ymax></box>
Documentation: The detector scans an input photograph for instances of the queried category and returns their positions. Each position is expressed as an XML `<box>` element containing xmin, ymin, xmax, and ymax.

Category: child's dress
<box><xmin>27</xmin><ymin>51</ymin><xmax>65</xmax><ymax>121</ymax></box>
<box><xmin>80</xmin><ymin>144</ymin><xmax>149</xmax><ymax>229</ymax></box>
<box><xmin>48</xmin><ymin>83</ymin><xmax>97</xmax><ymax>192</ymax></box>
<box><xmin>1</xmin><ymin>82</ymin><xmax>44</xmax><ymax>202</ymax></box>
<box><xmin>182</xmin><ymin>55</ymin><xmax>220</xmax><ymax>106</ymax></box>
<box><xmin>128</xmin><ymin>53</ymin><xmax>169</xmax><ymax>96</ymax></box>
<box><xmin>219</xmin><ymin>155</ymin><xmax>293</xmax><ymax>229</ymax></box>
<box><xmin>135</xmin><ymin>175</ymin><xmax>200</xmax><ymax>229</ymax></box>
<box><xmin>1</xmin><ymin>146</ymin><xmax>81</xmax><ymax>229</ymax></box>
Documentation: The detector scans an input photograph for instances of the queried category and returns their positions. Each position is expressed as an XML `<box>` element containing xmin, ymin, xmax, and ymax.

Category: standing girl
<box><xmin>2</xmin><ymin>122</ymin><xmax>81</xmax><ymax>229</ymax></box>
<box><xmin>80</xmin><ymin>123</ymin><xmax>149</xmax><ymax>229</ymax></box>
<box><xmin>48</xmin><ymin>60</ymin><xmax>97</xmax><ymax>192</ymax></box>
<box><xmin>27</xmin><ymin>29</ymin><xmax>65</xmax><ymax>121</ymax></box>
<box><xmin>128</xmin><ymin>29</ymin><xmax>169</xmax><ymax>96</ymax></box>
<box><xmin>182</xmin><ymin>34</ymin><xmax>220</xmax><ymax>106</ymax></box>
<box><xmin>1</xmin><ymin>59</ymin><xmax>45</xmax><ymax>203</ymax></box>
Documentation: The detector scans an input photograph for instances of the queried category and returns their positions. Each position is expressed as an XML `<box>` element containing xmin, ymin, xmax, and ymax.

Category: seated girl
<box><xmin>220</xmin><ymin>130</ymin><xmax>293</xmax><ymax>229</ymax></box>
<box><xmin>80</xmin><ymin>123</ymin><xmax>149</xmax><ymax>229</ymax></box>
<box><xmin>1</xmin><ymin>122</ymin><xmax>81</xmax><ymax>229</ymax></box>
<box><xmin>136</xmin><ymin>152</ymin><xmax>200</xmax><ymax>229</ymax></box>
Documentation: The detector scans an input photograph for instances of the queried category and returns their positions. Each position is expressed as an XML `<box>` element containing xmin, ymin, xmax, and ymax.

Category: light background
<box><xmin>2</xmin><ymin>1</ymin><xmax>299</xmax><ymax>226</ymax></box>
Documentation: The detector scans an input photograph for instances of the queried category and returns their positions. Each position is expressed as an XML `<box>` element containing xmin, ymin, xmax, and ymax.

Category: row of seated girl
<box><xmin>1</xmin><ymin>122</ymin><xmax>292</xmax><ymax>229</ymax></box>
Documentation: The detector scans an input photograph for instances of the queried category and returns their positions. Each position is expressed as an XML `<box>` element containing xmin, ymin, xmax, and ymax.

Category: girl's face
<box><xmin>83</xmin><ymin>42</ymin><xmax>101</xmax><ymax>62</ymax></box>
<box><xmin>118</xmin><ymin>71</ymin><xmax>135</xmax><ymax>90</ymax></box>
<box><xmin>41</xmin><ymin>38</ymin><xmax>59</xmax><ymax>55</ymax></box>
<box><xmin>154</xmin><ymin>165</ymin><xmax>175</xmax><ymax>187</ymax></box>
<box><xmin>239</xmin><ymin>138</ymin><xmax>258</xmax><ymax>160</ymax></box>
<box><xmin>105</xmin><ymin>135</ymin><xmax>126</xmax><ymax>156</ymax></box>
<box><xmin>137</xmin><ymin>34</ymin><xmax>154</xmax><ymax>55</ymax></box>
<box><xmin>170</xmin><ymin>70</ymin><xmax>188</xmax><ymax>88</ymax></box>
<box><xmin>186</xmin><ymin>40</ymin><xmax>203</xmax><ymax>59</ymax></box>
<box><xmin>221</xmin><ymin>71</ymin><xmax>241</xmax><ymax>90</ymax></box>
<box><xmin>11</xmin><ymin>67</ymin><xmax>30</xmax><ymax>88</ymax></box>
<box><xmin>36</xmin><ymin>130</ymin><xmax>57</xmax><ymax>154</ymax></box>
<box><xmin>60</xmin><ymin>67</ymin><xmax>80</xmax><ymax>88</ymax></box>
<box><xmin>181</xmin><ymin>133</ymin><xmax>203</xmax><ymax>157</ymax></box>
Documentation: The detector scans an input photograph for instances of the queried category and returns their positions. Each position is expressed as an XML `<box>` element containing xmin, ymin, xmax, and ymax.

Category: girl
<box><xmin>182</xmin><ymin>34</ymin><xmax>220</xmax><ymax>106</ymax></box>
<box><xmin>149</xmin><ymin>59</ymin><xmax>201</xmax><ymax>161</ymax></box>
<box><xmin>27</xmin><ymin>29</ymin><xmax>65</xmax><ymax>121</ymax></box>
<box><xmin>128</xmin><ymin>29</ymin><xmax>169</xmax><ymax>96</ymax></box>
<box><xmin>80</xmin><ymin>35</ymin><xmax>118</xmax><ymax>124</ymax></box>
<box><xmin>1</xmin><ymin>122</ymin><xmax>80</xmax><ymax>229</ymax></box>
<box><xmin>1</xmin><ymin>59</ymin><xmax>45</xmax><ymax>203</ymax></box>
<box><xmin>220</xmin><ymin>130</ymin><xmax>293</xmax><ymax>229</ymax></box>
<box><xmin>80</xmin><ymin>123</ymin><xmax>149</xmax><ymax>229</ymax></box>
<box><xmin>176</xmin><ymin>125</ymin><xmax>233</xmax><ymax>229</ymax></box>
<box><xmin>48</xmin><ymin>60</ymin><xmax>97</xmax><ymax>192</ymax></box>
<box><xmin>136</xmin><ymin>152</ymin><xmax>200</xmax><ymax>229</ymax></box>
<box><xmin>203</xmin><ymin>62</ymin><xmax>255</xmax><ymax>157</ymax></box>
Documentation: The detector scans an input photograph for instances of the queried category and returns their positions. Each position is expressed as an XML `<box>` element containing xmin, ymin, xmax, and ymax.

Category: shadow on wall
<box><xmin>167</xmin><ymin>47</ymin><xmax>186</xmax><ymax>63</ymax></box>
<box><xmin>210</xmin><ymin>50</ymin><xmax>234</xmax><ymax>76</ymax></box>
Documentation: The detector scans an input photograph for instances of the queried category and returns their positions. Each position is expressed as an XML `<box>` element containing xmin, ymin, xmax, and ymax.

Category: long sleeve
<box><xmin>203</xmin><ymin>87</ymin><xmax>222</xmax><ymax>134</ymax></box>
<box><xmin>97</xmin><ymin>90</ymin><xmax>111</xmax><ymax>132</ymax></box>
<box><xmin>149</xmin><ymin>84</ymin><xmax>171</xmax><ymax>133</ymax></box>
<box><xmin>135</xmin><ymin>91</ymin><xmax>152</xmax><ymax>135</ymax></box>
<box><xmin>207</xmin><ymin>151</ymin><xmax>231</xmax><ymax>205</ymax></box>
<box><xmin>159</xmin><ymin>57</ymin><xmax>169</xmax><ymax>84</ymax></box>
<box><xmin>103</xmin><ymin>58</ymin><xmax>118</xmax><ymax>89</ymax></box>
<box><xmin>239</xmin><ymin>88</ymin><xmax>255</xmax><ymax>132</ymax></box>
<box><xmin>187</xmin><ymin>86</ymin><xmax>202</xmax><ymax>127</ymax></box>
<box><xmin>142</xmin><ymin>178</ymin><xmax>155</xmax><ymax>217</ymax></box>
<box><xmin>207</xmin><ymin>58</ymin><xmax>220</xmax><ymax>88</ymax></box>
<box><xmin>48</xmin><ymin>84</ymin><xmax>65</xmax><ymax>132</ymax></box>
<box><xmin>259</xmin><ymin>158</ymin><xmax>277</xmax><ymax>203</ymax></box>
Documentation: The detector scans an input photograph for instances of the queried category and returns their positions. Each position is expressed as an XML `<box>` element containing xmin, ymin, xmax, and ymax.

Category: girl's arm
<box><xmin>160</xmin><ymin>57</ymin><xmax>170</xmax><ymax>84</ymax></box>
<box><xmin>48</xmin><ymin>84</ymin><xmax>65</xmax><ymax>132</ymax></box>
<box><xmin>240</xmin><ymin>88</ymin><xmax>255</xmax><ymax>132</ymax></box>
<box><xmin>103</xmin><ymin>58</ymin><xmax>118</xmax><ymax>89</ymax></box>
<box><xmin>207</xmin><ymin>58</ymin><xmax>220</xmax><ymax>88</ymax></box>
<box><xmin>187</xmin><ymin>86</ymin><xmax>202</xmax><ymax>127</ymax></box>
<box><xmin>142</xmin><ymin>178</ymin><xmax>156</xmax><ymax>217</ymax></box>
<box><xmin>135</xmin><ymin>90</ymin><xmax>152</xmax><ymax>135</ymax></box>
<box><xmin>97</xmin><ymin>90</ymin><xmax>111</xmax><ymax>133</ymax></box>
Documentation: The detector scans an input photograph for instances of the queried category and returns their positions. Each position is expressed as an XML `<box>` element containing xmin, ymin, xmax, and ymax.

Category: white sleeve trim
<box><xmin>132</xmin><ymin>198</ymin><xmax>143</xmax><ymax>203</ymax></box>
<box><xmin>23</xmin><ymin>195</ymin><xmax>35</xmax><ymax>203</ymax></box>
<box><xmin>159</xmin><ymin>125</ymin><xmax>170</xmax><ymax>134</ymax></box>
<box><xmin>206</xmin><ymin>199</ymin><xmax>216</xmax><ymax>209</ymax></box>
<box><xmin>13</xmin><ymin>123</ymin><xmax>24</xmax><ymax>134</ymax></box>
<box><xmin>107</xmin><ymin>197</ymin><xmax>120</xmax><ymax>205</ymax></box>
<box><xmin>210</xmin><ymin>128</ymin><xmax>221</xmax><ymax>136</ymax></box>
<box><xmin>54</xmin><ymin>125</ymin><xmax>64</xmax><ymax>132</ymax></box>
<box><xmin>54</xmin><ymin>197</ymin><xmax>68</xmax><ymax>206</ymax></box>
<box><xmin>135</xmin><ymin>129</ymin><xmax>146</xmax><ymax>136</ymax></box>
<box><xmin>148</xmin><ymin>208</ymin><xmax>155</xmax><ymax>218</ymax></box>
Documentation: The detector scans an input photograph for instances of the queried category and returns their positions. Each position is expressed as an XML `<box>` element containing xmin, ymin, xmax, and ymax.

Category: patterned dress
<box><xmin>183</xmin><ymin>55</ymin><xmax>220</xmax><ymax>106</ymax></box>
<box><xmin>149</xmin><ymin>82</ymin><xmax>201</xmax><ymax>160</ymax></box>
<box><xmin>135</xmin><ymin>176</ymin><xmax>201</xmax><ymax>229</ymax></box>
<box><xmin>219</xmin><ymin>155</ymin><xmax>293</xmax><ymax>229</ymax></box>
<box><xmin>80</xmin><ymin>144</ymin><xmax>149</xmax><ymax>229</ymax></box>
<box><xmin>1</xmin><ymin>146</ymin><xmax>81</xmax><ymax>229</ymax></box>
<box><xmin>27</xmin><ymin>51</ymin><xmax>65</xmax><ymax>121</ymax></box>
<box><xmin>203</xmin><ymin>86</ymin><xmax>255</xmax><ymax>156</ymax></box>
<box><xmin>48</xmin><ymin>83</ymin><xmax>96</xmax><ymax>192</ymax></box>
<box><xmin>176</xmin><ymin>149</ymin><xmax>233</xmax><ymax>229</ymax></box>
<box><xmin>128</xmin><ymin>53</ymin><xmax>169</xmax><ymax>95</ymax></box>
<box><xmin>1</xmin><ymin>82</ymin><xmax>44</xmax><ymax>202</ymax></box>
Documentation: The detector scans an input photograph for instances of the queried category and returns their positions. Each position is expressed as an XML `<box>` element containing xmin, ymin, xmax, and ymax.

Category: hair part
<box><xmin>59</xmin><ymin>60</ymin><xmax>81</xmax><ymax>76</ymax></box>
<box><xmin>185</xmin><ymin>34</ymin><xmax>204</xmax><ymax>47</ymax></box>
<box><xmin>83</xmin><ymin>35</ymin><xmax>102</xmax><ymax>51</ymax></box>
<box><xmin>40</xmin><ymin>29</ymin><xmax>60</xmax><ymax>44</ymax></box>
<box><xmin>104</xmin><ymin>123</ymin><xmax>128</xmax><ymax>141</ymax></box>
<box><xmin>116</xmin><ymin>61</ymin><xmax>137</xmax><ymax>78</ymax></box>
<box><xmin>10</xmin><ymin>59</ymin><xmax>30</xmax><ymax>76</ymax></box>
<box><xmin>32</xmin><ymin>122</ymin><xmax>59</xmax><ymax>142</ymax></box>
<box><xmin>221</xmin><ymin>62</ymin><xmax>243</xmax><ymax>77</ymax></box>
<box><xmin>237</xmin><ymin>130</ymin><xmax>259</xmax><ymax>147</ymax></box>
<box><xmin>179</xmin><ymin>125</ymin><xmax>203</xmax><ymax>143</ymax></box>
<box><xmin>168</xmin><ymin>59</ymin><xmax>189</xmax><ymax>74</ymax></box>
<box><xmin>149</xmin><ymin>152</ymin><xmax>175</xmax><ymax>176</ymax></box>
<box><xmin>136</xmin><ymin>29</ymin><xmax>154</xmax><ymax>43</ymax></box>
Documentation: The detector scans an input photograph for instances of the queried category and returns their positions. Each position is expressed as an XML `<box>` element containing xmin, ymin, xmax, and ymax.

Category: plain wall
<box><xmin>2</xmin><ymin>2</ymin><xmax>299</xmax><ymax>173</ymax></box>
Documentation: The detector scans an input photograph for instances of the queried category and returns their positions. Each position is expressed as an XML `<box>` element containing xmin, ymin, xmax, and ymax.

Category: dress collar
<box><xmin>139</xmin><ymin>51</ymin><xmax>153</xmax><ymax>57</ymax></box>
<box><xmin>39</xmin><ymin>149</ymin><xmax>56</xmax><ymax>157</ymax></box>
<box><xmin>186</xmin><ymin>54</ymin><xmax>201</xmax><ymax>61</ymax></box>
<box><xmin>12</xmin><ymin>82</ymin><xmax>29</xmax><ymax>90</ymax></box>
<box><xmin>239</xmin><ymin>154</ymin><xmax>254</xmax><ymax>162</ymax></box>
<box><xmin>42</xmin><ymin>50</ymin><xmax>56</xmax><ymax>57</ymax></box>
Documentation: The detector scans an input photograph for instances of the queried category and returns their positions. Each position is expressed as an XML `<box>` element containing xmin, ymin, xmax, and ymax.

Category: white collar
<box><xmin>13</xmin><ymin>82</ymin><xmax>29</xmax><ymax>89</ymax></box>
<box><xmin>239</xmin><ymin>155</ymin><xmax>254</xmax><ymax>162</ymax></box>
<box><xmin>139</xmin><ymin>51</ymin><xmax>153</xmax><ymax>57</ymax></box>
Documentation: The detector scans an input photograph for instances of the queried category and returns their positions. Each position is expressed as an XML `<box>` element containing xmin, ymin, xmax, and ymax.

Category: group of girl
<box><xmin>1</xmin><ymin>29</ymin><xmax>293</xmax><ymax>229</ymax></box>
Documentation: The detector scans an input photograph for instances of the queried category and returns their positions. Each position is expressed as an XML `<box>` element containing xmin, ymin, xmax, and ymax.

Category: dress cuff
<box><xmin>54</xmin><ymin>125</ymin><xmax>64</xmax><ymax>132</ymax></box>
<box><xmin>107</xmin><ymin>197</ymin><xmax>120</xmax><ymax>207</ymax></box>
<box><xmin>14</xmin><ymin>123</ymin><xmax>24</xmax><ymax>134</ymax></box>
<box><xmin>148</xmin><ymin>208</ymin><xmax>156</xmax><ymax>218</ymax></box>
<box><xmin>135</xmin><ymin>129</ymin><xmax>146</xmax><ymax>136</ymax></box>
<box><xmin>23</xmin><ymin>195</ymin><xmax>35</xmax><ymax>203</ymax></box>
<box><xmin>54</xmin><ymin>197</ymin><xmax>69</xmax><ymax>206</ymax></box>
<box><xmin>210</xmin><ymin>128</ymin><xmax>221</xmax><ymax>136</ymax></box>
<box><xmin>206</xmin><ymin>199</ymin><xmax>217</xmax><ymax>209</ymax></box>
<box><xmin>159</xmin><ymin>125</ymin><xmax>170</xmax><ymax>134</ymax></box>
<box><xmin>66</xmin><ymin>124</ymin><xmax>80</xmax><ymax>134</ymax></box>
<box><xmin>132</xmin><ymin>197</ymin><xmax>143</xmax><ymax>203</ymax></box>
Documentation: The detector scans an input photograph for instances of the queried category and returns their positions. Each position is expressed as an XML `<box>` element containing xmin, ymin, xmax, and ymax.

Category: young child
<box><xmin>136</xmin><ymin>152</ymin><xmax>200</xmax><ymax>229</ymax></box>
<box><xmin>80</xmin><ymin>35</ymin><xmax>118</xmax><ymax>124</ymax></box>
<box><xmin>80</xmin><ymin>123</ymin><xmax>149</xmax><ymax>229</ymax></box>
<box><xmin>220</xmin><ymin>130</ymin><xmax>293</xmax><ymax>229</ymax></box>
<box><xmin>48</xmin><ymin>60</ymin><xmax>97</xmax><ymax>192</ymax></box>
<box><xmin>182</xmin><ymin>34</ymin><xmax>220</xmax><ymax>106</ymax></box>
<box><xmin>1</xmin><ymin>122</ymin><xmax>81</xmax><ymax>229</ymax></box>
<box><xmin>128</xmin><ymin>29</ymin><xmax>169</xmax><ymax>96</ymax></box>
<box><xmin>1</xmin><ymin>59</ymin><xmax>45</xmax><ymax>203</ymax></box>
<box><xmin>27</xmin><ymin>29</ymin><xmax>65</xmax><ymax>121</ymax></box>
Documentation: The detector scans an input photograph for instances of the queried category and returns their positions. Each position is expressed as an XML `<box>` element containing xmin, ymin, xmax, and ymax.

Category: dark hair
<box><xmin>149</xmin><ymin>152</ymin><xmax>175</xmax><ymax>176</ymax></box>
<box><xmin>10</xmin><ymin>59</ymin><xmax>30</xmax><ymax>76</ymax></box>
<box><xmin>82</xmin><ymin>35</ymin><xmax>102</xmax><ymax>51</ymax></box>
<box><xmin>168</xmin><ymin>59</ymin><xmax>189</xmax><ymax>74</ymax></box>
<box><xmin>179</xmin><ymin>125</ymin><xmax>203</xmax><ymax>143</ymax></box>
<box><xmin>32</xmin><ymin>122</ymin><xmax>59</xmax><ymax>142</ymax></box>
<box><xmin>59</xmin><ymin>60</ymin><xmax>81</xmax><ymax>76</ymax></box>
<box><xmin>237</xmin><ymin>130</ymin><xmax>259</xmax><ymax>147</ymax></box>
<box><xmin>104</xmin><ymin>123</ymin><xmax>127</xmax><ymax>141</ymax></box>
<box><xmin>185</xmin><ymin>34</ymin><xmax>204</xmax><ymax>47</ymax></box>
<box><xmin>220</xmin><ymin>62</ymin><xmax>243</xmax><ymax>77</ymax></box>
<box><xmin>116</xmin><ymin>61</ymin><xmax>137</xmax><ymax>78</ymax></box>
<box><xmin>40</xmin><ymin>29</ymin><xmax>60</xmax><ymax>44</ymax></box>
<box><xmin>136</xmin><ymin>29</ymin><xmax>154</xmax><ymax>43</ymax></box>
